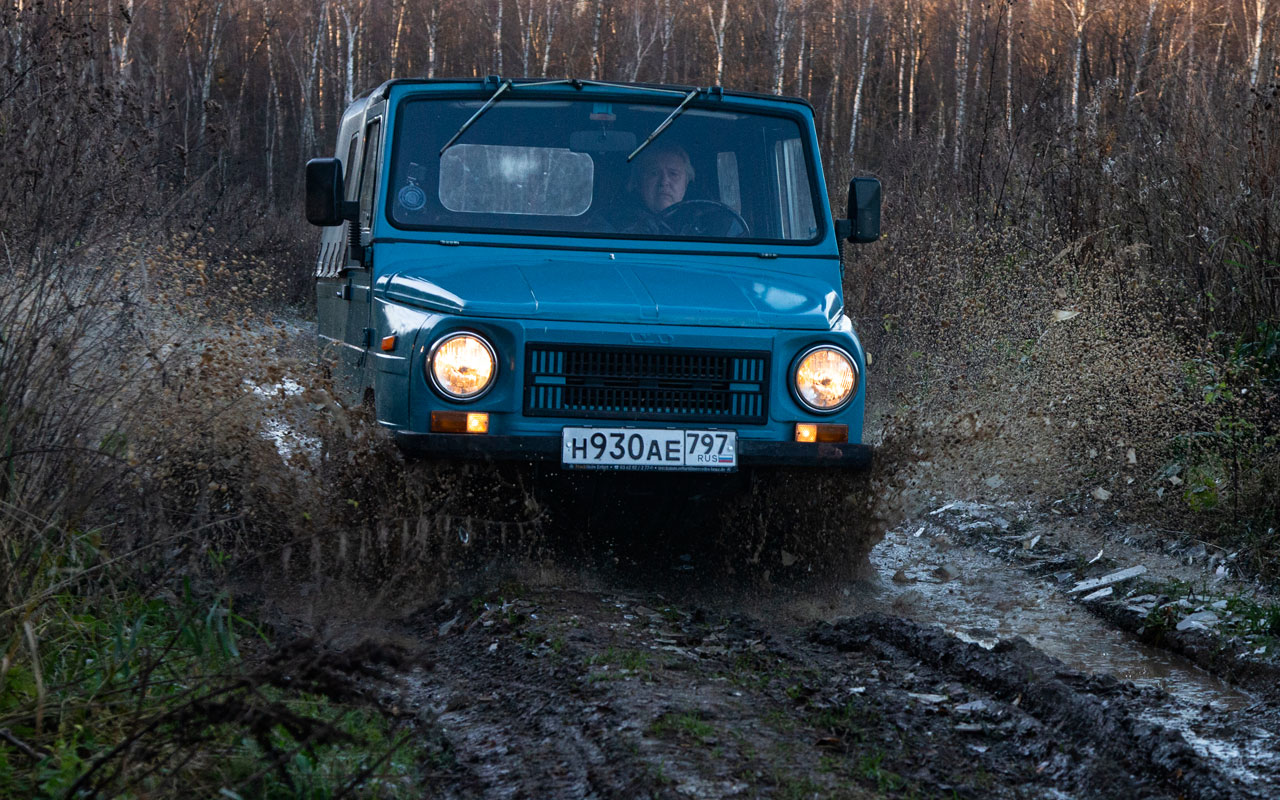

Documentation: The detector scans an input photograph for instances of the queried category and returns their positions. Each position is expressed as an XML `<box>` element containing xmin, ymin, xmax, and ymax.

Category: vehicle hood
<box><xmin>377</xmin><ymin>253</ymin><xmax>841</xmax><ymax>329</ymax></box>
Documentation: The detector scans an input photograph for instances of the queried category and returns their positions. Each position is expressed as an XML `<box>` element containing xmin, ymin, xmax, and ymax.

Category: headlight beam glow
<box><xmin>792</xmin><ymin>345</ymin><xmax>857</xmax><ymax>413</ymax></box>
<box><xmin>428</xmin><ymin>332</ymin><xmax>497</xmax><ymax>401</ymax></box>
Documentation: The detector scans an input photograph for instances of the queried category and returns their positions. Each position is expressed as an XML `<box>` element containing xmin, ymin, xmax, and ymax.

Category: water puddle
<box><xmin>869</xmin><ymin>508</ymin><xmax>1280</xmax><ymax>787</ymax></box>
<box><xmin>247</xmin><ymin>378</ymin><xmax>323</xmax><ymax>460</ymax></box>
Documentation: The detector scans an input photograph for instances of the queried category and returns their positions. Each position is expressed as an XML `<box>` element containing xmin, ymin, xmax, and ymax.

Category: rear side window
<box><xmin>343</xmin><ymin>134</ymin><xmax>360</xmax><ymax>200</ymax></box>
<box><xmin>358</xmin><ymin>120</ymin><xmax>382</xmax><ymax>228</ymax></box>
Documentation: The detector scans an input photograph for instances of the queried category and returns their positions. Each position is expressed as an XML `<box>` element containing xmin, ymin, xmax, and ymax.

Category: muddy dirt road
<box><xmin>259</xmin><ymin>498</ymin><xmax>1280</xmax><ymax>799</ymax></box>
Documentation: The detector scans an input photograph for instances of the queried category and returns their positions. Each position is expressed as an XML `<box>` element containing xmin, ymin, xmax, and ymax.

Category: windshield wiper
<box><xmin>627</xmin><ymin>88</ymin><xmax>700</xmax><ymax>163</ymax></box>
<box><xmin>439</xmin><ymin>79</ymin><xmax>513</xmax><ymax>155</ymax></box>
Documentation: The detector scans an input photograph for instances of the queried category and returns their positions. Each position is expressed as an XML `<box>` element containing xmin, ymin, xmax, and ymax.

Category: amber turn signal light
<box><xmin>430</xmin><ymin>411</ymin><xmax>489</xmax><ymax>434</ymax></box>
<box><xmin>794</xmin><ymin>423</ymin><xmax>848</xmax><ymax>443</ymax></box>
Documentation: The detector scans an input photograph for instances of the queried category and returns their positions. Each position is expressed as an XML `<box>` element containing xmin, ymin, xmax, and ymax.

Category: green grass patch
<box><xmin>648</xmin><ymin>710</ymin><xmax>716</xmax><ymax>744</ymax></box>
<box><xmin>0</xmin><ymin>529</ymin><xmax>427</xmax><ymax>799</ymax></box>
<box><xmin>584</xmin><ymin>647</ymin><xmax>654</xmax><ymax>680</ymax></box>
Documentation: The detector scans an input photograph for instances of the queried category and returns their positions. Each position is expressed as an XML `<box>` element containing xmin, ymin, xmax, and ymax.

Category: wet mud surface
<box><xmin>261</xmin><ymin>501</ymin><xmax>1280</xmax><ymax>799</ymax></box>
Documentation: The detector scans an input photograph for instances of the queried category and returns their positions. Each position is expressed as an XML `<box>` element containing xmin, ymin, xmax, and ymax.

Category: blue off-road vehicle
<box><xmin>306</xmin><ymin>77</ymin><xmax>879</xmax><ymax>475</ymax></box>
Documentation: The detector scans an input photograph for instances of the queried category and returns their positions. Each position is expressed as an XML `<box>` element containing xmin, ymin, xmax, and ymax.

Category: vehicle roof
<box><xmin>354</xmin><ymin>76</ymin><xmax>816</xmax><ymax>113</ymax></box>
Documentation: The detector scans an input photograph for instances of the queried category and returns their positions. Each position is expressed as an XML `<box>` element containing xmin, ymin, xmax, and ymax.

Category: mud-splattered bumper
<box><xmin>392</xmin><ymin>433</ymin><xmax>872</xmax><ymax>469</ymax></box>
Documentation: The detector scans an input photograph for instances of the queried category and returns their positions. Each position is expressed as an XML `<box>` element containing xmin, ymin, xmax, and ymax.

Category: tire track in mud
<box><xmin>393</xmin><ymin>599</ymin><xmax>669</xmax><ymax>799</ymax></box>
<box><xmin>812</xmin><ymin>613</ymin><xmax>1256</xmax><ymax>800</ymax></box>
<box><xmin>359</xmin><ymin>582</ymin><xmax>1275</xmax><ymax>799</ymax></box>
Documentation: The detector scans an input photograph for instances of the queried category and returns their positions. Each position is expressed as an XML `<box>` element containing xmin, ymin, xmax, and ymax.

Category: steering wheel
<box><xmin>658</xmin><ymin>200</ymin><xmax>750</xmax><ymax>237</ymax></box>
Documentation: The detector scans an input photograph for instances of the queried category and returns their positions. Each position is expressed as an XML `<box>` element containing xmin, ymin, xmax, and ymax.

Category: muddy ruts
<box><xmin>1085</xmin><ymin>599</ymin><xmax>1280</xmax><ymax>706</ymax></box>
<box><xmin>811</xmin><ymin>613</ymin><xmax>1253</xmax><ymax>800</ymax></box>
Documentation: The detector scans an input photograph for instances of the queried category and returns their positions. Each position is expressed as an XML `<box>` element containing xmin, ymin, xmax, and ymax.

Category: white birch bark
<box><xmin>1185</xmin><ymin>0</ymin><xmax>1196</xmax><ymax>85</ymax></box>
<box><xmin>9</xmin><ymin>0</ymin><xmax>26</xmax><ymax>74</ymax></box>
<box><xmin>828</xmin><ymin>0</ymin><xmax>842</xmax><ymax>152</ymax></box>
<box><xmin>660</xmin><ymin>0</ymin><xmax>673</xmax><ymax>80</ymax></box>
<box><xmin>706</xmin><ymin>0</ymin><xmax>729</xmax><ymax>85</ymax></box>
<box><xmin>1248</xmin><ymin>0</ymin><xmax>1270</xmax><ymax>86</ymax></box>
<box><xmin>771</xmin><ymin>0</ymin><xmax>793</xmax><ymax>94</ymax></box>
<box><xmin>795</xmin><ymin>2</ymin><xmax>808</xmax><ymax>97</ymax></box>
<box><xmin>299</xmin><ymin>2</ymin><xmax>328</xmax><ymax>162</ymax></box>
<box><xmin>541</xmin><ymin>0</ymin><xmax>560</xmax><ymax>76</ymax></box>
<box><xmin>493</xmin><ymin>0</ymin><xmax>505</xmax><ymax>74</ymax></box>
<box><xmin>908</xmin><ymin>3</ymin><xmax>920</xmax><ymax>138</ymax></box>
<box><xmin>896</xmin><ymin>0</ymin><xmax>907</xmax><ymax>135</ymax></box>
<box><xmin>196</xmin><ymin>1</ymin><xmax>225</xmax><ymax>156</ymax></box>
<box><xmin>1129</xmin><ymin>0</ymin><xmax>1157</xmax><ymax>102</ymax></box>
<box><xmin>111</xmin><ymin>0</ymin><xmax>135</xmax><ymax>81</ymax></box>
<box><xmin>954</xmin><ymin>0</ymin><xmax>972</xmax><ymax>170</ymax></box>
<box><xmin>390</xmin><ymin>0</ymin><xmax>408</xmax><ymax>78</ymax></box>
<box><xmin>267</xmin><ymin>21</ymin><xmax>283</xmax><ymax>201</ymax></box>
<box><xmin>517</xmin><ymin>0</ymin><xmax>534</xmax><ymax>76</ymax></box>
<box><xmin>589</xmin><ymin>0</ymin><xmax>603</xmax><ymax>79</ymax></box>
<box><xmin>1005</xmin><ymin>0</ymin><xmax>1013</xmax><ymax>130</ymax></box>
<box><xmin>426</xmin><ymin>4</ymin><xmax>440</xmax><ymax>78</ymax></box>
<box><xmin>338</xmin><ymin>1</ymin><xmax>369</xmax><ymax>107</ymax></box>
<box><xmin>1061</xmin><ymin>0</ymin><xmax>1089</xmax><ymax>125</ymax></box>
<box><xmin>849</xmin><ymin>0</ymin><xmax>874</xmax><ymax>153</ymax></box>
<box><xmin>625</xmin><ymin>0</ymin><xmax>661</xmax><ymax>81</ymax></box>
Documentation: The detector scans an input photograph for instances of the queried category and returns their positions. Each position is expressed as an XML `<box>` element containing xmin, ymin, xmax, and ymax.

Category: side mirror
<box><xmin>846</xmin><ymin>177</ymin><xmax>881</xmax><ymax>243</ymax></box>
<box><xmin>306</xmin><ymin>158</ymin><xmax>350</xmax><ymax>226</ymax></box>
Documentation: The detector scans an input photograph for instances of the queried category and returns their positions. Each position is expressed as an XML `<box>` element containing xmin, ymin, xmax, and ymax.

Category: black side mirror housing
<box><xmin>846</xmin><ymin>177</ymin><xmax>881</xmax><ymax>243</ymax></box>
<box><xmin>306</xmin><ymin>158</ymin><xmax>352</xmax><ymax>226</ymax></box>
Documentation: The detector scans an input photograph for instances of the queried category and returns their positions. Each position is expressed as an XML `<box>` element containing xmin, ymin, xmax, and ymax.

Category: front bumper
<box><xmin>392</xmin><ymin>432</ymin><xmax>872</xmax><ymax>469</ymax></box>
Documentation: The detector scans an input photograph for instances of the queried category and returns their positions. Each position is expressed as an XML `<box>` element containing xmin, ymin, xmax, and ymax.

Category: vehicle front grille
<box><xmin>524</xmin><ymin>344</ymin><xmax>769</xmax><ymax>424</ymax></box>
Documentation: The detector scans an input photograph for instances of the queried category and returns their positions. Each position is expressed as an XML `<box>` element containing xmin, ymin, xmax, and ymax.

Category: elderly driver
<box><xmin>632</xmin><ymin>144</ymin><xmax>694</xmax><ymax>213</ymax></box>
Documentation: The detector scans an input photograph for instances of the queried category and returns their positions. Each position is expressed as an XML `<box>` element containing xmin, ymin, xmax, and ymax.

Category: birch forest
<box><xmin>1</xmin><ymin>0</ymin><xmax>1278</xmax><ymax>326</ymax></box>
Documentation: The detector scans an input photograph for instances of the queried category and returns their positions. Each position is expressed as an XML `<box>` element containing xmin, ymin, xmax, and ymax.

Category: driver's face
<box><xmin>639</xmin><ymin>152</ymin><xmax>689</xmax><ymax>213</ymax></box>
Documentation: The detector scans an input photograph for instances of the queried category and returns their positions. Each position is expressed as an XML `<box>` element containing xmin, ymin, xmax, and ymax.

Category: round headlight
<box><xmin>793</xmin><ymin>345</ymin><xmax>857</xmax><ymax>413</ymax></box>
<box><xmin>428</xmin><ymin>332</ymin><xmax>497</xmax><ymax>400</ymax></box>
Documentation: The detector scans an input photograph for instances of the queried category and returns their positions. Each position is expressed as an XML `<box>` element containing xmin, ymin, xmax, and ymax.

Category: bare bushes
<box><xmin>0</xmin><ymin>243</ymin><xmax>439</xmax><ymax>794</ymax></box>
<box><xmin>850</xmin><ymin>194</ymin><xmax>1279</xmax><ymax>579</ymax></box>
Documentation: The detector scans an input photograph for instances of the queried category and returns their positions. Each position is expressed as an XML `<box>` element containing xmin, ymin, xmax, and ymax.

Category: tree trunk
<box><xmin>795</xmin><ymin>2</ymin><xmax>808</xmax><ymax>98</ymax></box>
<box><xmin>426</xmin><ymin>4</ymin><xmax>440</xmax><ymax>78</ymax></box>
<box><xmin>706</xmin><ymin>0</ymin><xmax>729</xmax><ymax>85</ymax></box>
<box><xmin>196</xmin><ymin>1</ymin><xmax>225</xmax><ymax>159</ymax></box>
<box><xmin>954</xmin><ymin>0</ymin><xmax>971</xmax><ymax>170</ymax></box>
<box><xmin>493</xmin><ymin>0</ymin><xmax>505</xmax><ymax>74</ymax></box>
<box><xmin>1062</xmin><ymin>0</ymin><xmax>1089</xmax><ymax>125</ymax></box>
<box><xmin>390</xmin><ymin>0</ymin><xmax>408</xmax><ymax>78</ymax></box>
<box><xmin>589</xmin><ymin>0</ymin><xmax>603</xmax><ymax>79</ymax></box>
<box><xmin>517</xmin><ymin>0</ymin><xmax>533</xmax><ymax>76</ymax></box>
<box><xmin>849</xmin><ymin>0</ymin><xmax>874</xmax><ymax>153</ymax></box>
<box><xmin>1005</xmin><ymin>0</ymin><xmax>1013</xmax><ymax>131</ymax></box>
<box><xmin>1129</xmin><ymin>0</ymin><xmax>1156</xmax><ymax>102</ymax></box>
<box><xmin>1249</xmin><ymin>0</ymin><xmax>1270</xmax><ymax>87</ymax></box>
<box><xmin>542</xmin><ymin>0</ymin><xmax>560</xmax><ymax>77</ymax></box>
<box><xmin>771</xmin><ymin>0</ymin><xmax>792</xmax><ymax>94</ymax></box>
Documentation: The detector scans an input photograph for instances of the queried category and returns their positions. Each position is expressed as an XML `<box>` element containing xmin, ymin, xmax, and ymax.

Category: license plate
<box><xmin>561</xmin><ymin>427</ymin><xmax>737</xmax><ymax>471</ymax></box>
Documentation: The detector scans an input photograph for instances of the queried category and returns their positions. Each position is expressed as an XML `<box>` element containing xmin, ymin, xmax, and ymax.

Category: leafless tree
<box><xmin>706</xmin><ymin>0</ymin><xmax>730</xmax><ymax>83</ymax></box>
<box><xmin>849</xmin><ymin>0</ymin><xmax>875</xmax><ymax>153</ymax></box>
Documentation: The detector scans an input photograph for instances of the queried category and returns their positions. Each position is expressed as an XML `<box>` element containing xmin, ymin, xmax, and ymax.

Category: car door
<box><xmin>340</xmin><ymin>110</ymin><xmax>385</xmax><ymax>397</ymax></box>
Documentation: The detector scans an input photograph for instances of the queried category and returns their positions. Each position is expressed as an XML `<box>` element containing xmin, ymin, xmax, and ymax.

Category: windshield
<box><xmin>388</xmin><ymin>96</ymin><xmax>821</xmax><ymax>243</ymax></box>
